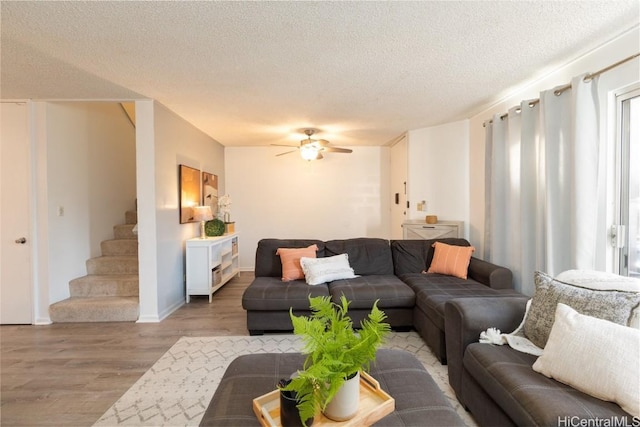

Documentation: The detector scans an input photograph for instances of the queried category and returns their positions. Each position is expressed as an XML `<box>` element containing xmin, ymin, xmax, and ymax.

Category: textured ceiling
<box><xmin>1</xmin><ymin>1</ymin><xmax>638</xmax><ymax>147</ymax></box>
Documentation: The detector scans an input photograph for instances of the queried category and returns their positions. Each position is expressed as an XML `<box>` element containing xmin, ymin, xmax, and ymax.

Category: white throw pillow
<box><xmin>532</xmin><ymin>303</ymin><xmax>640</xmax><ymax>418</ymax></box>
<box><xmin>556</xmin><ymin>269</ymin><xmax>640</xmax><ymax>329</ymax></box>
<box><xmin>299</xmin><ymin>254</ymin><xmax>357</xmax><ymax>286</ymax></box>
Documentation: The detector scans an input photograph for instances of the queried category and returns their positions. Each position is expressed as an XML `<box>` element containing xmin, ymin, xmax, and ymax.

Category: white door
<box><xmin>1</xmin><ymin>102</ymin><xmax>33</xmax><ymax>324</ymax></box>
<box><xmin>390</xmin><ymin>135</ymin><xmax>407</xmax><ymax>240</ymax></box>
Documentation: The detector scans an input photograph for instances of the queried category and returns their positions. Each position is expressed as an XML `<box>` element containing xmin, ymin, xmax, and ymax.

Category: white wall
<box><xmin>468</xmin><ymin>26</ymin><xmax>640</xmax><ymax>262</ymax></box>
<box><xmin>44</xmin><ymin>102</ymin><xmax>136</xmax><ymax>304</ymax></box>
<box><xmin>225</xmin><ymin>146</ymin><xmax>390</xmax><ymax>270</ymax></box>
<box><xmin>137</xmin><ymin>101</ymin><xmax>225</xmax><ymax>322</ymax></box>
<box><xmin>406</xmin><ymin>120</ymin><xmax>470</xmax><ymax>236</ymax></box>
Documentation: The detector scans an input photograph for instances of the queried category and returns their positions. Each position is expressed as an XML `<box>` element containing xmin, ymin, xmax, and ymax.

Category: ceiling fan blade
<box><xmin>316</xmin><ymin>152</ymin><xmax>324</xmax><ymax>160</ymax></box>
<box><xmin>323</xmin><ymin>147</ymin><xmax>352</xmax><ymax>153</ymax></box>
<box><xmin>276</xmin><ymin>150</ymin><xmax>297</xmax><ymax>156</ymax></box>
<box><xmin>271</xmin><ymin>143</ymin><xmax>299</xmax><ymax>147</ymax></box>
<box><xmin>315</xmin><ymin>139</ymin><xmax>331</xmax><ymax>146</ymax></box>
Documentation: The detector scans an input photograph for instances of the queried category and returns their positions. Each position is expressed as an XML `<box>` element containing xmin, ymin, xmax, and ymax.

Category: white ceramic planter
<box><xmin>323</xmin><ymin>371</ymin><xmax>360</xmax><ymax>421</ymax></box>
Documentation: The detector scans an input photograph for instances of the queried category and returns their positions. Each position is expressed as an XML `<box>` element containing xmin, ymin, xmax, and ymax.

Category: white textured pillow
<box><xmin>532</xmin><ymin>303</ymin><xmax>640</xmax><ymax>418</ymax></box>
<box><xmin>556</xmin><ymin>269</ymin><xmax>640</xmax><ymax>291</ymax></box>
<box><xmin>300</xmin><ymin>254</ymin><xmax>357</xmax><ymax>286</ymax></box>
<box><xmin>556</xmin><ymin>269</ymin><xmax>640</xmax><ymax>329</ymax></box>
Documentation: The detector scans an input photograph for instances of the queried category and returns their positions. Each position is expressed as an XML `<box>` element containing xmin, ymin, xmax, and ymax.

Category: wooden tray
<box><xmin>253</xmin><ymin>371</ymin><xmax>395</xmax><ymax>427</ymax></box>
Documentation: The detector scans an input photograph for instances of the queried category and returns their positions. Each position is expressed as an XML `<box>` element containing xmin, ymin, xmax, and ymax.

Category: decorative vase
<box><xmin>323</xmin><ymin>371</ymin><xmax>360</xmax><ymax>421</ymax></box>
<box><xmin>279</xmin><ymin>380</ymin><xmax>313</xmax><ymax>427</ymax></box>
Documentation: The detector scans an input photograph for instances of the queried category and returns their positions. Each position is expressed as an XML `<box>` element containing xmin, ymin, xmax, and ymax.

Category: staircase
<box><xmin>49</xmin><ymin>210</ymin><xmax>139</xmax><ymax>322</ymax></box>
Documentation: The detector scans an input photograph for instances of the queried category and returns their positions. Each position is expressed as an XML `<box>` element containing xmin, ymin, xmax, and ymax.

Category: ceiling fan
<box><xmin>272</xmin><ymin>129</ymin><xmax>353</xmax><ymax>160</ymax></box>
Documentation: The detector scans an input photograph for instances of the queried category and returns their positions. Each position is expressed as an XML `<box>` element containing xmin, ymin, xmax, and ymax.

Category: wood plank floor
<box><xmin>1</xmin><ymin>272</ymin><xmax>253</xmax><ymax>427</ymax></box>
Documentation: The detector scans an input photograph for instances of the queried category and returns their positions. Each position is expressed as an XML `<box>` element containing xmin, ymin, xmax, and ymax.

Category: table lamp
<box><xmin>193</xmin><ymin>206</ymin><xmax>214</xmax><ymax>239</ymax></box>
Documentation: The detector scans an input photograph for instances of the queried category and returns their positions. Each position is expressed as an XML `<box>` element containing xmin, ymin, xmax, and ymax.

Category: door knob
<box><xmin>15</xmin><ymin>237</ymin><xmax>26</xmax><ymax>244</ymax></box>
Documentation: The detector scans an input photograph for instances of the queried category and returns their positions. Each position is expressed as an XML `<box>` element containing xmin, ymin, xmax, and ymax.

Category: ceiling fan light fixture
<box><xmin>300</xmin><ymin>144</ymin><xmax>320</xmax><ymax>161</ymax></box>
<box><xmin>272</xmin><ymin>127</ymin><xmax>349</xmax><ymax>160</ymax></box>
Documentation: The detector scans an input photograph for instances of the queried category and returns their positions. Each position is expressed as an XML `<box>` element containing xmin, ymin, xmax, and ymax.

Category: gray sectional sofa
<box><xmin>242</xmin><ymin>237</ymin><xmax>516</xmax><ymax>363</ymax></box>
<box><xmin>444</xmin><ymin>297</ymin><xmax>634</xmax><ymax>426</ymax></box>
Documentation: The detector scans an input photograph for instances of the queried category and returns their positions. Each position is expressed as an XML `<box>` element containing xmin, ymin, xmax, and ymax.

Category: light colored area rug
<box><xmin>94</xmin><ymin>332</ymin><xmax>477</xmax><ymax>426</ymax></box>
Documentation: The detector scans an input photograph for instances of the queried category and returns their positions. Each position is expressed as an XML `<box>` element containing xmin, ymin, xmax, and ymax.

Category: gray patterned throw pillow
<box><xmin>524</xmin><ymin>271</ymin><xmax>640</xmax><ymax>348</ymax></box>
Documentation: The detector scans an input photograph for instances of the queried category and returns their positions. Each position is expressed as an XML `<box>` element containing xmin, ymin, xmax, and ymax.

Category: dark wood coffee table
<box><xmin>199</xmin><ymin>349</ymin><xmax>465</xmax><ymax>426</ymax></box>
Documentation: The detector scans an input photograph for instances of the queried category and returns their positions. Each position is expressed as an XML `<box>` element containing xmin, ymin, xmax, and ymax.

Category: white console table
<box><xmin>185</xmin><ymin>233</ymin><xmax>239</xmax><ymax>303</ymax></box>
<box><xmin>402</xmin><ymin>220</ymin><xmax>463</xmax><ymax>240</ymax></box>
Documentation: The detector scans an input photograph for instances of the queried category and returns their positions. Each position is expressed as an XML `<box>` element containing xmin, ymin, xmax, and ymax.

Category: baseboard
<box><xmin>136</xmin><ymin>314</ymin><xmax>161</xmax><ymax>323</ymax></box>
<box><xmin>137</xmin><ymin>297</ymin><xmax>184</xmax><ymax>323</ymax></box>
<box><xmin>158</xmin><ymin>298</ymin><xmax>184</xmax><ymax>321</ymax></box>
<box><xmin>34</xmin><ymin>317</ymin><xmax>52</xmax><ymax>325</ymax></box>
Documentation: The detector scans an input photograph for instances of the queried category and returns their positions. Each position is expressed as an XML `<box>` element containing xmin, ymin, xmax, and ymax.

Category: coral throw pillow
<box><xmin>427</xmin><ymin>242</ymin><xmax>475</xmax><ymax>279</ymax></box>
<box><xmin>276</xmin><ymin>245</ymin><xmax>318</xmax><ymax>281</ymax></box>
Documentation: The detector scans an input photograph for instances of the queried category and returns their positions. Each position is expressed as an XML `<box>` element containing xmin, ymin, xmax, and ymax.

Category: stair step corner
<box><xmin>125</xmin><ymin>210</ymin><xmax>138</xmax><ymax>225</ymax></box>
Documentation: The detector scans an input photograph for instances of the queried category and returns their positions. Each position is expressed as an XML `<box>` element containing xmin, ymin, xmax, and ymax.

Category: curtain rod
<box><xmin>484</xmin><ymin>52</ymin><xmax>640</xmax><ymax>127</ymax></box>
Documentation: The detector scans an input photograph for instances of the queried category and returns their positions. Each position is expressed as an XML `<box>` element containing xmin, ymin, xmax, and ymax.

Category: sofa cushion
<box><xmin>532</xmin><ymin>303</ymin><xmax>640</xmax><ymax>417</ymax></box>
<box><xmin>524</xmin><ymin>271</ymin><xmax>640</xmax><ymax>348</ymax></box>
<box><xmin>427</xmin><ymin>242</ymin><xmax>475</xmax><ymax>279</ymax></box>
<box><xmin>241</xmin><ymin>276</ymin><xmax>330</xmax><ymax>311</ymax></box>
<box><xmin>276</xmin><ymin>244</ymin><xmax>318</xmax><ymax>281</ymax></box>
<box><xmin>328</xmin><ymin>275</ymin><xmax>415</xmax><ymax>309</ymax></box>
<box><xmin>404</xmin><ymin>274</ymin><xmax>514</xmax><ymax>330</ymax></box>
<box><xmin>300</xmin><ymin>254</ymin><xmax>357</xmax><ymax>285</ymax></box>
<box><xmin>324</xmin><ymin>238</ymin><xmax>393</xmax><ymax>275</ymax></box>
<box><xmin>390</xmin><ymin>239</ymin><xmax>471</xmax><ymax>276</ymax></box>
<box><xmin>464</xmin><ymin>343</ymin><xmax>631</xmax><ymax>427</ymax></box>
<box><xmin>254</xmin><ymin>239</ymin><xmax>324</xmax><ymax>278</ymax></box>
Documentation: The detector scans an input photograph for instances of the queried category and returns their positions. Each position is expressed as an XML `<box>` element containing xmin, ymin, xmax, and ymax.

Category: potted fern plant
<box><xmin>280</xmin><ymin>295</ymin><xmax>390</xmax><ymax>425</ymax></box>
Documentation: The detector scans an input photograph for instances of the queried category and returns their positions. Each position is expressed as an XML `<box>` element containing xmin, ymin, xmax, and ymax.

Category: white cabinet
<box><xmin>185</xmin><ymin>233</ymin><xmax>239</xmax><ymax>303</ymax></box>
<box><xmin>402</xmin><ymin>221</ymin><xmax>463</xmax><ymax>240</ymax></box>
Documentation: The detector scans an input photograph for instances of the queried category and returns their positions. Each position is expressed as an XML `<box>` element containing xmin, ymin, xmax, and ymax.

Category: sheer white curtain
<box><xmin>485</xmin><ymin>74</ymin><xmax>601</xmax><ymax>295</ymax></box>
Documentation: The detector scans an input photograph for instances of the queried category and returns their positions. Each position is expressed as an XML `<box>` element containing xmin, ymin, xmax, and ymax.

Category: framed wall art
<box><xmin>179</xmin><ymin>164</ymin><xmax>201</xmax><ymax>224</ymax></box>
<box><xmin>202</xmin><ymin>171</ymin><xmax>218</xmax><ymax>218</ymax></box>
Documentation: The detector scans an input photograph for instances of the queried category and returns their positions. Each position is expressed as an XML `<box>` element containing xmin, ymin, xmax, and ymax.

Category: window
<box><xmin>615</xmin><ymin>90</ymin><xmax>640</xmax><ymax>277</ymax></box>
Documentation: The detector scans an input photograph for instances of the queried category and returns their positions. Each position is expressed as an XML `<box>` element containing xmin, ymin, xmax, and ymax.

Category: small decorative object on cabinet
<box><xmin>402</xmin><ymin>220</ymin><xmax>463</xmax><ymax>240</ymax></box>
<box><xmin>205</xmin><ymin>218</ymin><xmax>225</xmax><ymax>236</ymax></box>
<box><xmin>185</xmin><ymin>233</ymin><xmax>239</xmax><ymax>303</ymax></box>
<box><xmin>425</xmin><ymin>215</ymin><xmax>438</xmax><ymax>224</ymax></box>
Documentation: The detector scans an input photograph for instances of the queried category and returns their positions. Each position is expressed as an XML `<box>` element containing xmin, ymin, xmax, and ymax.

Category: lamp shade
<box><xmin>300</xmin><ymin>144</ymin><xmax>319</xmax><ymax>161</ymax></box>
<box><xmin>193</xmin><ymin>206</ymin><xmax>214</xmax><ymax>222</ymax></box>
